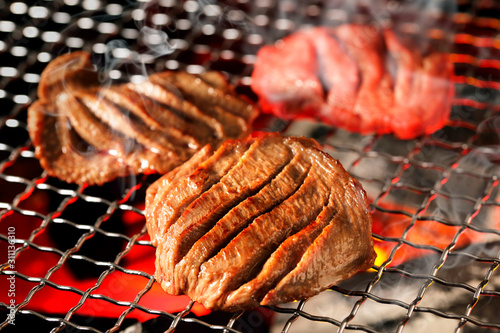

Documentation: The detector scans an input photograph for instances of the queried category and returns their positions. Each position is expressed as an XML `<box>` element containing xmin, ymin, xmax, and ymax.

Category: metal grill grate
<box><xmin>1</xmin><ymin>0</ymin><xmax>499</xmax><ymax>332</ymax></box>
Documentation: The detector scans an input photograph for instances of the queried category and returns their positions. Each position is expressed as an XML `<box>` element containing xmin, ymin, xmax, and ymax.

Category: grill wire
<box><xmin>1</xmin><ymin>0</ymin><xmax>500</xmax><ymax>332</ymax></box>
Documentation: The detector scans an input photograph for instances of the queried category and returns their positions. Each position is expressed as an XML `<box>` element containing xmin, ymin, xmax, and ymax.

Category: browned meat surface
<box><xmin>146</xmin><ymin>132</ymin><xmax>377</xmax><ymax>311</ymax></box>
<box><xmin>145</xmin><ymin>145</ymin><xmax>214</xmax><ymax>246</ymax></box>
<box><xmin>251</xmin><ymin>24</ymin><xmax>455</xmax><ymax>139</ymax></box>
<box><xmin>27</xmin><ymin>51</ymin><xmax>258</xmax><ymax>185</ymax></box>
<box><xmin>149</xmin><ymin>72</ymin><xmax>253</xmax><ymax>139</ymax></box>
<box><xmin>28</xmin><ymin>100</ymin><xmax>134</xmax><ymax>185</ymax></box>
<box><xmin>151</xmin><ymin>71</ymin><xmax>256</xmax><ymax>122</ymax></box>
<box><xmin>225</xmin><ymin>192</ymin><xmax>337</xmax><ymax>309</ymax></box>
<box><xmin>146</xmin><ymin>138</ymin><xmax>252</xmax><ymax>248</ymax></box>
<box><xmin>175</xmin><ymin>150</ymin><xmax>311</xmax><ymax>296</ymax></box>
<box><xmin>160</xmin><ymin>134</ymin><xmax>294</xmax><ymax>293</ymax></box>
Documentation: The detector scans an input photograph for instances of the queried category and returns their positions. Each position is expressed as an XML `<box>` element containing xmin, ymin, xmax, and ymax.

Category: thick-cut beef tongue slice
<box><xmin>147</xmin><ymin>133</ymin><xmax>376</xmax><ymax>311</ymax></box>
<box><xmin>29</xmin><ymin>51</ymin><xmax>259</xmax><ymax>186</ymax></box>
<box><xmin>193</xmin><ymin>162</ymin><xmax>331</xmax><ymax>310</ymax></box>
<box><xmin>149</xmin><ymin>138</ymin><xmax>252</xmax><ymax>257</ymax></box>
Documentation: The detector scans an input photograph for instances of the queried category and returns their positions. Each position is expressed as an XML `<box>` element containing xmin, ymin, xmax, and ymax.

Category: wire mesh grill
<box><xmin>0</xmin><ymin>0</ymin><xmax>499</xmax><ymax>332</ymax></box>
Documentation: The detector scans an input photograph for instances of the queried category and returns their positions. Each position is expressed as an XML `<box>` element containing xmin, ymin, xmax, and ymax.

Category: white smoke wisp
<box><xmin>98</xmin><ymin>29</ymin><xmax>175</xmax><ymax>85</ymax></box>
<box><xmin>96</xmin><ymin>0</ymin><xmax>181</xmax><ymax>85</ymax></box>
<box><xmin>140</xmin><ymin>25</ymin><xmax>176</xmax><ymax>60</ymax></box>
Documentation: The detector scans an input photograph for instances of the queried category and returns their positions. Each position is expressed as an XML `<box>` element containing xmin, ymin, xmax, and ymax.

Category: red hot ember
<box><xmin>251</xmin><ymin>24</ymin><xmax>455</xmax><ymax>140</ymax></box>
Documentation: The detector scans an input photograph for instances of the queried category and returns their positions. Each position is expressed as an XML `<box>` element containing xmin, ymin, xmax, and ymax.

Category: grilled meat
<box><xmin>27</xmin><ymin>51</ymin><xmax>258</xmax><ymax>185</ymax></box>
<box><xmin>251</xmin><ymin>24</ymin><xmax>455</xmax><ymax>139</ymax></box>
<box><xmin>146</xmin><ymin>132</ymin><xmax>376</xmax><ymax>311</ymax></box>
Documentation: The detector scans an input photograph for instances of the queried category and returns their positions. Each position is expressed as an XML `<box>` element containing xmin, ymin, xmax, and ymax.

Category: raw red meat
<box><xmin>251</xmin><ymin>24</ymin><xmax>455</xmax><ymax>139</ymax></box>
<box><xmin>250</xmin><ymin>30</ymin><xmax>323</xmax><ymax>119</ymax></box>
